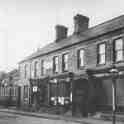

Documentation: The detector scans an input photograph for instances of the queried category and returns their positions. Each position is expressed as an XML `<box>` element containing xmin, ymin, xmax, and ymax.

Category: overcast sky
<box><xmin>0</xmin><ymin>0</ymin><xmax>124</xmax><ymax>72</ymax></box>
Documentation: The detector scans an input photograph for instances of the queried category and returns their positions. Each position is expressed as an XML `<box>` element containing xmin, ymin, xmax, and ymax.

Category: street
<box><xmin>0</xmin><ymin>111</ymin><xmax>79</xmax><ymax>124</ymax></box>
<box><xmin>0</xmin><ymin>111</ymin><xmax>124</xmax><ymax>124</ymax></box>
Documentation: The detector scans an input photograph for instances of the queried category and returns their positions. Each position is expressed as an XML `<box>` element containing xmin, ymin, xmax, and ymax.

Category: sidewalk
<box><xmin>0</xmin><ymin>107</ymin><xmax>123</xmax><ymax>124</ymax></box>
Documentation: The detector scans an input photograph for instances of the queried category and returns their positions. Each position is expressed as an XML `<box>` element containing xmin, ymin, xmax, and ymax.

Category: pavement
<box><xmin>0</xmin><ymin>107</ymin><xmax>124</xmax><ymax>124</ymax></box>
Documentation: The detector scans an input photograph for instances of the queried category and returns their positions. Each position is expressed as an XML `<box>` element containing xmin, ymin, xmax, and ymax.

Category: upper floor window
<box><xmin>41</xmin><ymin>60</ymin><xmax>53</xmax><ymax>75</ymax></box>
<box><xmin>97</xmin><ymin>43</ymin><xmax>106</xmax><ymax>64</ymax></box>
<box><xmin>41</xmin><ymin>60</ymin><xmax>45</xmax><ymax>75</ymax></box>
<box><xmin>114</xmin><ymin>38</ymin><xmax>124</xmax><ymax>62</ymax></box>
<box><xmin>53</xmin><ymin>56</ymin><xmax>59</xmax><ymax>73</ymax></box>
<box><xmin>29</xmin><ymin>63</ymin><xmax>31</xmax><ymax>78</ymax></box>
<box><xmin>24</xmin><ymin>64</ymin><xmax>28</xmax><ymax>79</ymax></box>
<box><xmin>77</xmin><ymin>49</ymin><xmax>85</xmax><ymax>68</ymax></box>
<box><xmin>62</xmin><ymin>53</ymin><xmax>69</xmax><ymax>72</ymax></box>
<box><xmin>34</xmin><ymin>61</ymin><xmax>39</xmax><ymax>78</ymax></box>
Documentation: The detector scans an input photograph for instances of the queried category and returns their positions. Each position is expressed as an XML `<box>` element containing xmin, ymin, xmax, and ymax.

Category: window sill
<box><xmin>53</xmin><ymin>72</ymin><xmax>59</xmax><ymax>74</ymax></box>
<box><xmin>96</xmin><ymin>63</ymin><xmax>106</xmax><ymax>67</ymax></box>
<box><xmin>62</xmin><ymin>70</ymin><xmax>68</xmax><ymax>73</ymax></box>
<box><xmin>114</xmin><ymin>60</ymin><xmax>124</xmax><ymax>64</ymax></box>
<box><xmin>78</xmin><ymin>66</ymin><xmax>85</xmax><ymax>70</ymax></box>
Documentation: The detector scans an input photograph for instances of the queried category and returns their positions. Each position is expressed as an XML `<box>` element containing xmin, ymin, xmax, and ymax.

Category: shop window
<box><xmin>49</xmin><ymin>80</ymin><xmax>71</xmax><ymax>106</ymax></box>
<box><xmin>114</xmin><ymin>38</ymin><xmax>124</xmax><ymax>62</ymax></box>
<box><xmin>53</xmin><ymin>56</ymin><xmax>59</xmax><ymax>73</ymax></box>
<box><xmin>62</xmin><ymin>53</ymin><xmax>69</xmax><ymax>72</ymax></box>
<box><xmin>97</xmin><ymin>43</ymin><xmax>106</xmax><ymax>64</ymax></box>
<box><xmin>77</xmin><ymin>49</ymin><xmax>85</xmax><ymax>68</ymax></box>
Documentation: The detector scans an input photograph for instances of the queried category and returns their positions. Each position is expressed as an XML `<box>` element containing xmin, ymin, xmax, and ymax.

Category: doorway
<box><xmin>72</xmin><ymin>78</ymin><xmax>89</xmax><ymax>117</ymax></box>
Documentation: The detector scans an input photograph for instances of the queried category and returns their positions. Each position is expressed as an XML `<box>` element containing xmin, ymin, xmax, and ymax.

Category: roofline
<box><xmin>19</xmin><ymin>27</ymin><xmax>124</xmax><ymax>64</ymax></box>
<box><xmin>18</xmin><ymin>14</ymin><xmax>124</xmax><ymax>64</ymax></box>
<box><xmin>88</xmin><ymin>14</ymin><xmax>124</xmax><ymax>30</ymax></box>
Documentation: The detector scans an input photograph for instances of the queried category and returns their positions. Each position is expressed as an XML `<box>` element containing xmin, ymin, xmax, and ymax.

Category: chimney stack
<box><xmin>55</xmin><ymin>25</ymin><xmax>68</xmax><ymax>42</ymax></box>
<box><xmin>74</xmin><ymin>14</ymin><xmax>89</xmax><ymax>34</ymax></box>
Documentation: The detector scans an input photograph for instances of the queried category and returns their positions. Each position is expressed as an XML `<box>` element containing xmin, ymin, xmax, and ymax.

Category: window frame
<box><xmin>97</xmin><ymin>42</ymin><xmax>106</xmax><ymax>65</ymax></box>
<box><xmin>34</xmin><ymin>61</ymin><xmax>39</xmax><ymax>78</ymax></box>
<box><xmin>77</xmin><ymin>48</ymin><xmax>85</xmax><ymax>69</ymax></box>
<box><xmin>113</xmin><ymin>38</ymin><xmax>124</xmax><ymax>62</ymax></box>
<box><xmin>24</xmin><ymin>64</ymin><xmax>28</xmax><ymax>79</ymax></box>
<box><xmin>62</xmin><ymin>53</ymin><xmax>69</xmax><ymax>72</ymax></box>
<box><xmin>29</xmin><ymin>63</ymin><xmax>31</xmax><ymax>78</ymax></box>
<box><xmin>53</xmin><ymin>56</ymin><xmax>59</xmax><ymax>74</ymax></box>
<box><xmin>41</xmin><ymin>60</ymin><xmax>44</xmax><ymax>76</ymax></box>
<box><xmin>23</xmin><ymin>85</ymin><xmax>29</xmax><ymax>100</ymax></box>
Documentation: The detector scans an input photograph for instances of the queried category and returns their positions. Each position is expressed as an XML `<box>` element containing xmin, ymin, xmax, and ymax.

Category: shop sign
<box><xmin>33</xmin><ymin>86</ymin><xmax>38</xmax><ymax>92</ymax></box>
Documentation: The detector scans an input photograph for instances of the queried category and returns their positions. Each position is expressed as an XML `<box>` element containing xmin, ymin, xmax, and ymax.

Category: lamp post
<box><xmin>109</xmin><ymin>65</ymin><xmax>119</xmax><ymax>124</ymax></box>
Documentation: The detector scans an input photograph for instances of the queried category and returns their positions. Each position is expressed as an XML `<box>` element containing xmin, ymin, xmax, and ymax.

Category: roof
<box><xmin>8</xmin><ymin>69</ymin><xmax>19</xmax><ymax>78</ymax></box>
<box><xmin>19</xmin><ymin>14</ymin><xmax>124</xmax><ymax>64</ymax></box>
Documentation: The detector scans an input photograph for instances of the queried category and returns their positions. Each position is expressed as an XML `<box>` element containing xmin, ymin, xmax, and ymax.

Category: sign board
<box><xmin>33</xmin><ymin>86</ymin><xmax>38</xmax><ymax>92</ymax></box>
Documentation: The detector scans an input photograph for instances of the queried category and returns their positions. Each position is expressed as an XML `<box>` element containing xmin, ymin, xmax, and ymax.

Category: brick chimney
<box><xmin>55</xmin><ymin>25</ymin><xmax>68</xmax><ymax>42</ymax></box>
<box><xmin>74</xmin><ymin>14</ymin><xmax>89</xmax><ymax>34</ymax></box>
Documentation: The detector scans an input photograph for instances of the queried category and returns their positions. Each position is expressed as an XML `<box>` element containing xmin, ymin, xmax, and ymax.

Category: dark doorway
<box><xmin>72</xmin><ymin>78</ymin><xmax>89</xmax><ymax>117</ymax></box>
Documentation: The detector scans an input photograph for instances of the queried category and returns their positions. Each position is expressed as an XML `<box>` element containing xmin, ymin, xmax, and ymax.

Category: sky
<box><xmin>0</xmin><ymin>0</ymin><xmax>124</xmax><ymax>72</ymax></box>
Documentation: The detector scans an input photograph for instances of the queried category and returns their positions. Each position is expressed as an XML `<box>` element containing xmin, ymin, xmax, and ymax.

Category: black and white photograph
<box><xmin>0</xmin><ymin>0</ymin><xmax>124</xmax><ymax>124</ymax></box>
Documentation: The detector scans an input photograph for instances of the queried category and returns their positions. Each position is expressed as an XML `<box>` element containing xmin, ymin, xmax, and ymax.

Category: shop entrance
<box><xmin>72</xmin><ymin>78</ymin><xmax>89</xmax><ymax>117</ymax></box>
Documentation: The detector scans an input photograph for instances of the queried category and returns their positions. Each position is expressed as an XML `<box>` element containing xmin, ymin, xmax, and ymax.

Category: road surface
<box><xmin>0</xmin><ymin>111</ymin><xmax>123</xmax><ymax>124</ymax></box>
<box><xmin>0</xmin><ymin>111</ymin><xmax>79</xmax><ymax>124</ymax></box>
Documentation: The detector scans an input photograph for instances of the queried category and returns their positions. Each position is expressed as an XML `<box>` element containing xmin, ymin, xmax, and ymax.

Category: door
<box><xmin>72</xmin><ymin>78</ymin><xmax>89</xmax><ymax>117</ymax></box>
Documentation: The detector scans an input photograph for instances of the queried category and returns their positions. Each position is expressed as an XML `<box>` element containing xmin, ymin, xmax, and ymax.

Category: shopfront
<box><xmin>88</xmin><ymin>68</ymin><xmax>124</xmax><ymax>113</ymax></box>
<box><xmin>49</xmin><ymin>73</ymin><xmax>73</xmax><ymax>108</ymax></box>
<box><xmin>49</xmin><ymin>73</ymin><xmax>90</xmax><ymax>117</ymax></box>
<box><xmin>29</xmin><ymin>77</ymin><xmax>49</xmax><ymax>109</ymax></box>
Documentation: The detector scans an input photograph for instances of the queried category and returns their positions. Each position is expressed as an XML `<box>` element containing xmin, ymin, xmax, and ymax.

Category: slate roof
<box><xmin>19</xmin><ymin>14</ymin><xmax>124</xmax><ymax>64</ymax></box>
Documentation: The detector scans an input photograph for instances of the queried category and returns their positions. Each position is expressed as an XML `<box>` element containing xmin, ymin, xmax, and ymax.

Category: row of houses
<box><xmin>18</xmin><ymin>14</ymin><xmax>124</xmax><ymax>116</ymax></box>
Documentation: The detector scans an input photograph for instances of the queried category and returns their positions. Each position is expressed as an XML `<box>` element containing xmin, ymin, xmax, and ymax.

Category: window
<box><xmin>41</xmin><ymin>60</ymin><xmax>44</xmax><ymax>75</ymax></box>
<box><xmin>77</xmin><ymin>49</ymin><xmax>85</xmax><ymax>68</ymax></box>
<box><xmin>53</xmin><ymin>56</ymin><xmax>59</xmax><ymax>73</ymax></box>
<box><xmin>29</xmin><ymin>63</ymin><xmax>31</xmax><ymax>78</ymax></box>
<box><xmin>31</xmin><ymin>63</ymin><xmax>34</xmax><ymax>78</ymax></box>
<box><xmin>34</xmin><ymin>61</ymin><xmax>39</xmax><ymax>78</ymax></box>
<box><xmin>24</xmin><ymin>85</ymin><xmax>29</xmax><ymax>100</ymax></box>
<box><xmin>24</xmin><ymin>64</ymin><xmax>28</xmax><ymax>78</ymax></box>
<box><xmin>62</xmin><ymin>53</ymin><xmax>69</xmax><ymax>72</ymax></box>
<box><xmin>97</xmin><ymin>43</ymin><xmax>106</xmax><ymax>64</ymax></box>
<box><xmin>41</xmin><ymin>60</ymin><xmax>53</xmax><ymax>75</ymax></box>
<box><xmin>114</xmin><ymin>38</ymin><xmax>124</xmax><ymax>62</ymax></box>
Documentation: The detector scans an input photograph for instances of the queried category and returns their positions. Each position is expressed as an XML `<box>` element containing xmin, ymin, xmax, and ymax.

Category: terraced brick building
<box><xmin>19</xmin><ymin>14</ymin><xmax>124</xmax><ymax>116</ymax></box>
